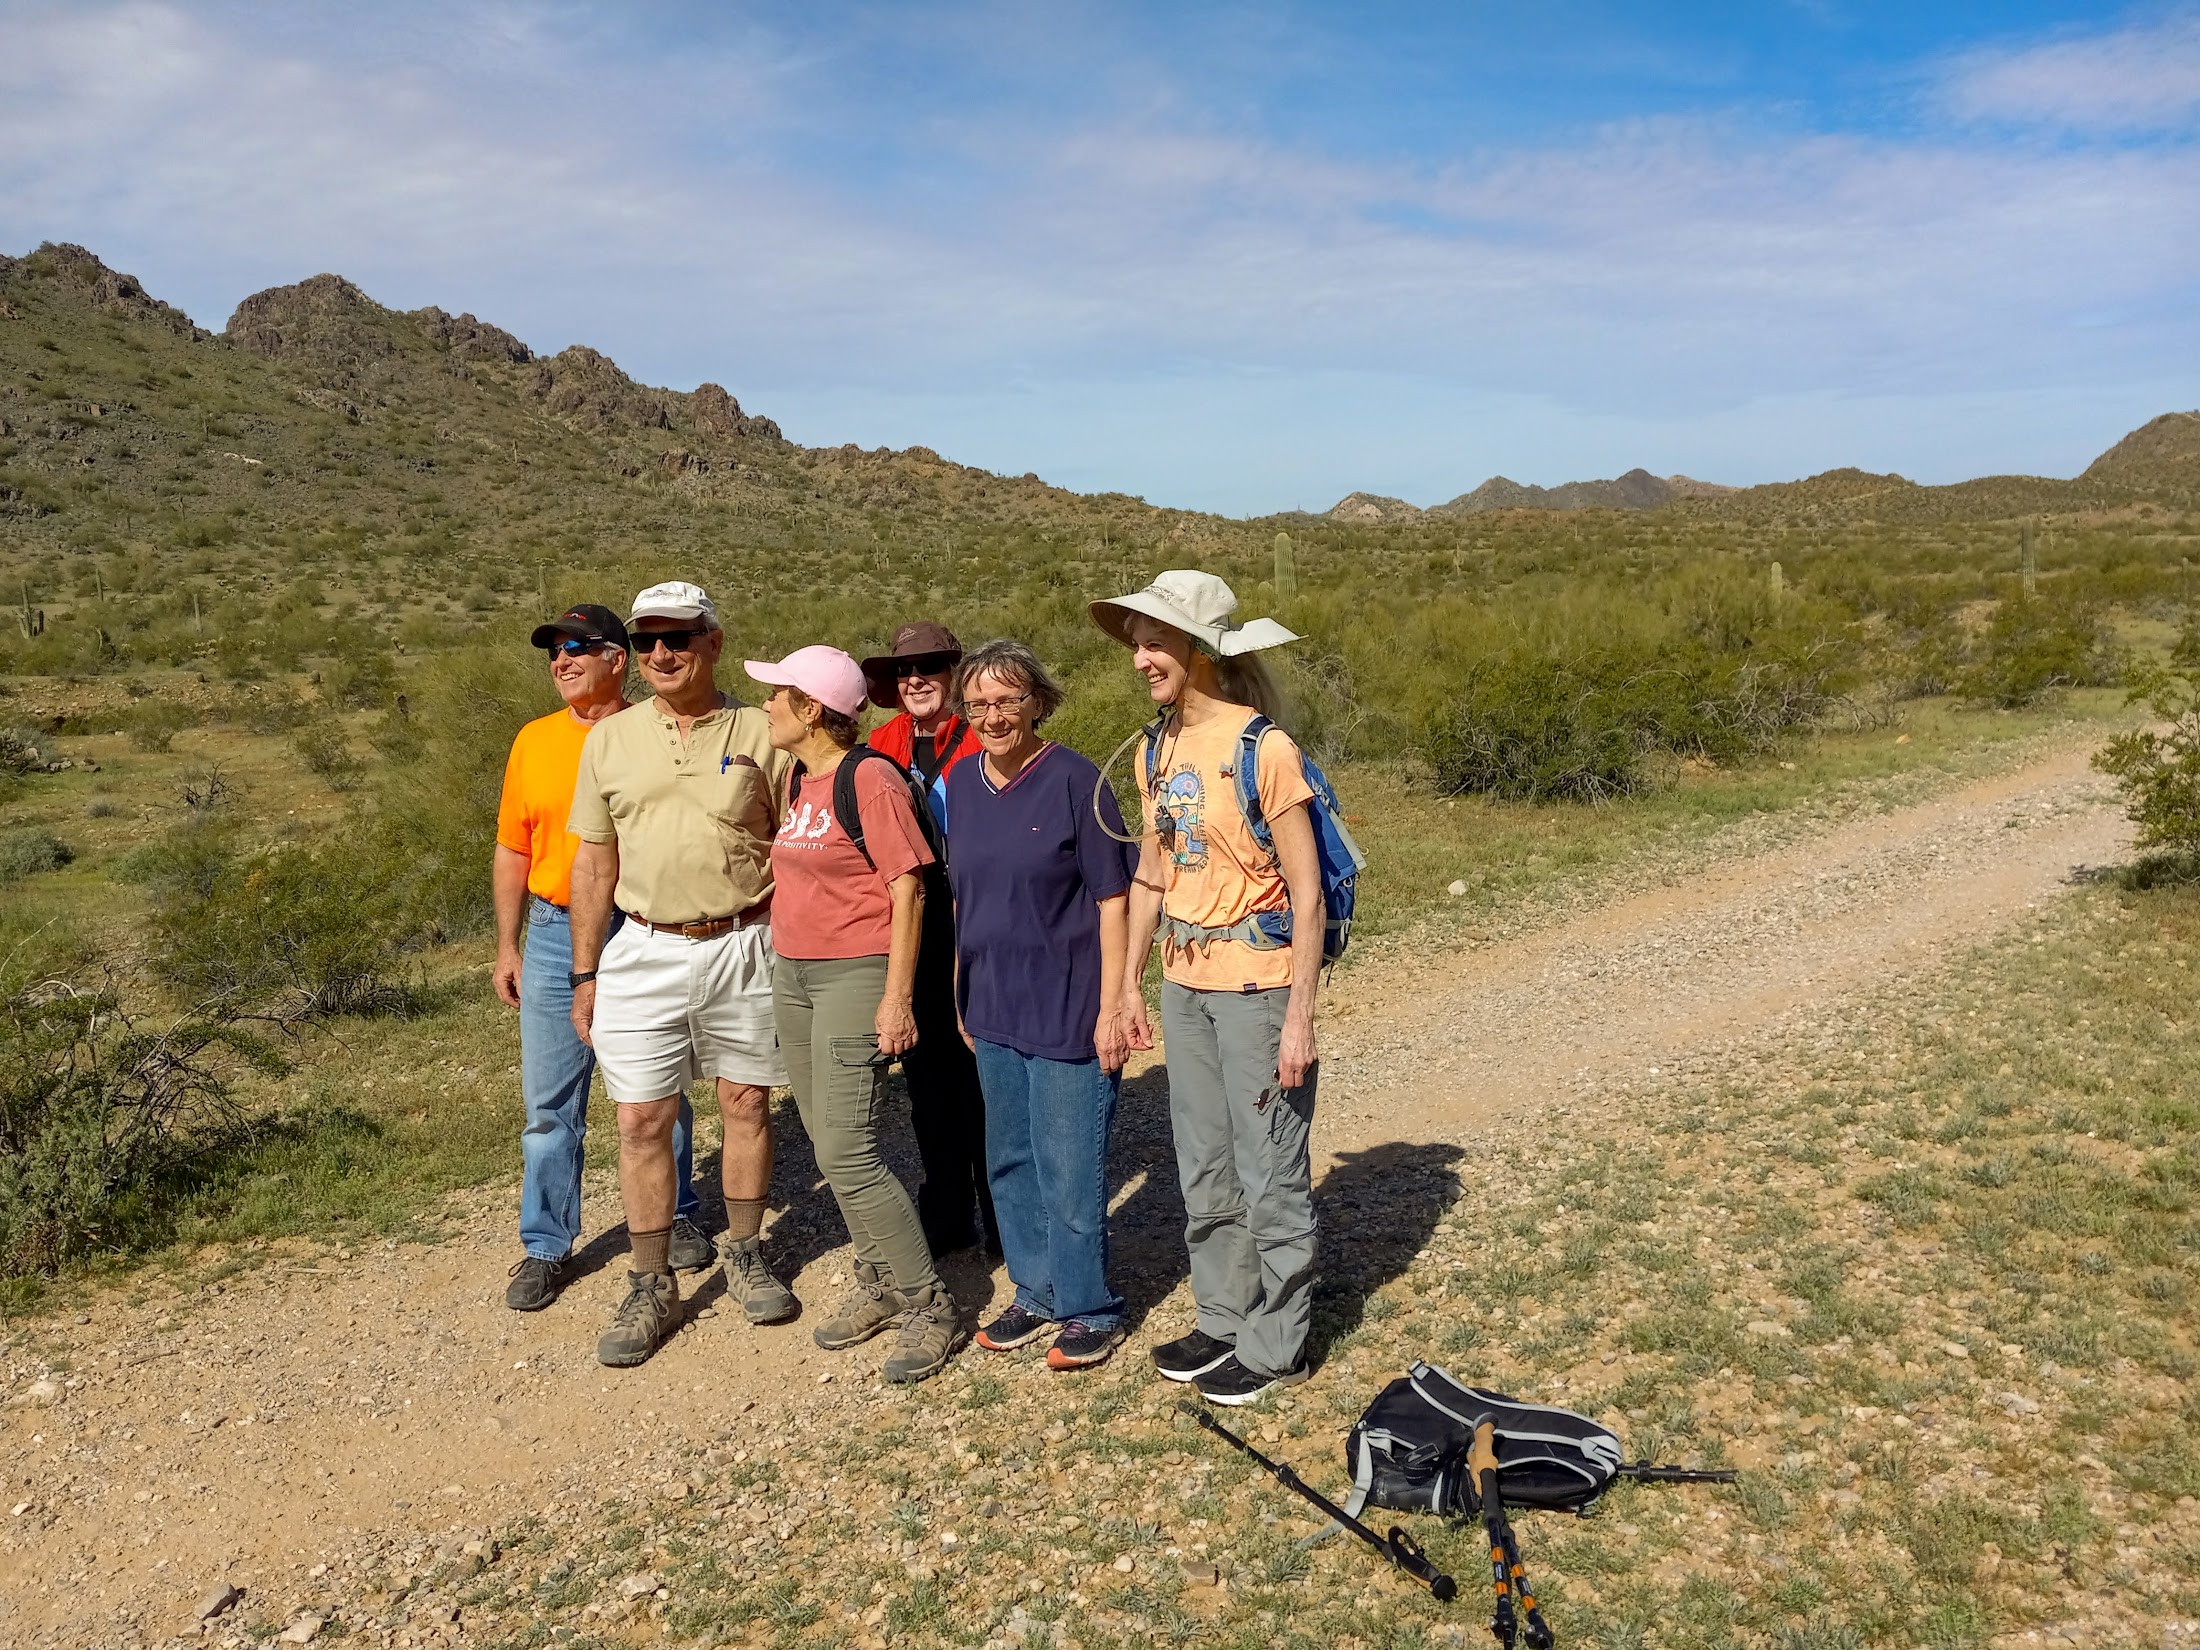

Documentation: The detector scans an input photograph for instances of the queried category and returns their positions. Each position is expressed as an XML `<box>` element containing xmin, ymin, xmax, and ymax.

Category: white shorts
<box><xmin>593</xmin><ymin>920</ymin><xmax>788</xmax><ymax>1103</ymax></box>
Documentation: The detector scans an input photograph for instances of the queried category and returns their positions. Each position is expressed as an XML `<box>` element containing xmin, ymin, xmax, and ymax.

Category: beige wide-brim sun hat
<box><xmin>1089</xmin><ymin>569</ymin><xmax>1300</xmax><ymax>656</ymax></box>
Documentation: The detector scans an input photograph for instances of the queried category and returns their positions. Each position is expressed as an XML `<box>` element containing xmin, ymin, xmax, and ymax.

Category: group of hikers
<box><xmin>491</xmin><ymin>569</ymin><xmax>1331</xmax><ymax>1405</ymax></box>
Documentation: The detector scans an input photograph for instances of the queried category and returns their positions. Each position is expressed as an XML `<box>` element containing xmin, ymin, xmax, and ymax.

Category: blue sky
<box><xmin>3</xmin><ymin>1</ymin><xmax>2196</xmax><ymax>513</ymax></box>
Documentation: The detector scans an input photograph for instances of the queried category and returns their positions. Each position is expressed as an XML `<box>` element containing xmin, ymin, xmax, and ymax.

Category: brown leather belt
<box><xmin>626</xmin><ymin>904</ymin><xmax>769</xmax><ymax>939</ymax></box>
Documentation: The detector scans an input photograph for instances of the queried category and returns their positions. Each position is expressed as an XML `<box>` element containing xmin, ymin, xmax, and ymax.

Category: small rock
<box><xmin>1113</xmin><ymin>1555</ymin><xmax>1135</xmax><ymax>1573</ymax></box>
<box><xmin>10</xmin><ymin>1377</ymin><xmax>62</xmax><ymax>1408</ymax></box>
<box><xmin>1447</xmin><ymin>880</ymin><xmax>1468</xmax><ymax>897</ymax></box>
<box><xmin>1743</xmin><ymin>1321</ymin><xmax>1788</xmax><ymax>1338</ymax></box>
<box><xmin>1998</xmin><ymin>1392</ymin><xmax>2040</xmax><ymax>1416</ymax></box>
<box><xmin>278</xmin><ymin>1613</ymin><xmax>324</xmax><ymax>1644</ymax></box>
<box><xmin>617</xmin><ymin>1571</ymin><xmax>663</xmax><ymax>1600</ymax></box>
<box><xmin>195</xmin><ymin>1583</ymin><xmax>242</xmax><ymax>1622</ymax></box>
<box><xmin>1941</xmin><ymin>1341</ymin><xmax>1971</xmax><ymax>1359</ymax></box>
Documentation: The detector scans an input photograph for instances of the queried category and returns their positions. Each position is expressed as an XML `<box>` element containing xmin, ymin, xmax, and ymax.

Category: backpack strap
<box><xmin>831</xmin><ymin>744</ymin><xmax>898</xmax><ymax>873</ymax></box>
<box><xmin>1233</xmin><ymin>714</ymin><xmax>1278</xmax><ymax>865</ymax></box>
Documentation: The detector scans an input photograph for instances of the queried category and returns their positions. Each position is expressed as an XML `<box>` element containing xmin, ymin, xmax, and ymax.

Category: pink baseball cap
<box><xmin>744</xmin><ymin>645</ymin><xmax>868</xmax><ymax>717</ymax></box>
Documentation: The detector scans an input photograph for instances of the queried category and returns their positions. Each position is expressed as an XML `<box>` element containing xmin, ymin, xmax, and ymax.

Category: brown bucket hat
<box><xmin>860</xmin><ymin>620</ymin><xmax>964</xmax><ymax>710</ymax></box>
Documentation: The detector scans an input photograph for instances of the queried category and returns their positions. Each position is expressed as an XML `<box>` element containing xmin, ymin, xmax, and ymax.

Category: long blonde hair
<box><xmin>1209</xmin><ymin>648</ymin><xmax>1290</xmax><ymax>730</ymax></box>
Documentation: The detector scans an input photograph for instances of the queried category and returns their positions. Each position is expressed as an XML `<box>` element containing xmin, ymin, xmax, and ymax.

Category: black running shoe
<box><xmin>1150</xmin><ymin>1329</ymin><xmax>1235</xmax><ymax>1382</ymax></box>
<box><xmin>1194</xmin><ymin>1354</ymin><xmax>1310</xmax><ymax>1406</ymax></box>
<box><xmin>504</xmin><ymin>1254</ymin><xmax>567</xmax><ymax>1312</ymax></box>
<box><xmin>1047</xmin><ymin>1320</ymin><xmax>1124</xmax><ymax>1370</ymax></box>
<box><xmin>976</xmin><ymin>1304</ymin><xmax>1052</xmax><ymax>1352</ymax></box>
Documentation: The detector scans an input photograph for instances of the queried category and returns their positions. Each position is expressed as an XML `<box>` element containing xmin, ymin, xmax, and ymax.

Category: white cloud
<box><xmin>1940</xmin><ymin>11</ymin><xmax>2200</xmax><ymax>132</ymax></box>
<box><xmin>0</xmin><ymin>0</ymin><xmax>2195</xmax><ymax>513</ymax></box>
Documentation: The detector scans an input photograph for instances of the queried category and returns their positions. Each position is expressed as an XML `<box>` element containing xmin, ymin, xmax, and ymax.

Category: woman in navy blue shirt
<box><xmin>946</xmin><ymin>639</ymin><xmax>1136</xmax><ymax>1369</ymax></box>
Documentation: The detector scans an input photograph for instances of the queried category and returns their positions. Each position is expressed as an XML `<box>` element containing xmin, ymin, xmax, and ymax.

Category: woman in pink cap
<box><xmin>748</xmin><ymin>644</ymin><xmax>965</xmax><ymax>1384</ymax></box>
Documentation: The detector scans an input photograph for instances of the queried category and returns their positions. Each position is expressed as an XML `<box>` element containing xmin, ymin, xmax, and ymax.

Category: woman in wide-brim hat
<box><xmin>859</xmin><ymin>620</ymin><xmax>996</xmax><ymax>1257</ymax></box>
<box><xmin>1092</xmin><ymin>570</ymin><xmax>1329</xmax><ymax>1407</ymax></box>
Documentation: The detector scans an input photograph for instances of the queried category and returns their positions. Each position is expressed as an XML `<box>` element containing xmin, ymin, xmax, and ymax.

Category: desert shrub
<box><xmin>1424</xmin><ymin>633</ymin><xmax>1850</xmax><ymax>803</ymax></box>
<box><xmin>0</xmin><ymin>828</ymin><xmax>75</xmax><ymax>883</ymax></box>
<box><xmin>225</xmin><ymin>685</ymin><xmax>311</xmax><ymax>734</ymax></box>
<box><xmin>0</xmin><ymin>726</ymin><xmax>46</xmax><ymax>774</ymax></box>
<box><xmin>291</xmin><ymin>718</ymin><xmax>362</xmax><ymax>789</ymax></box>
<box><xmin>0</xmin><ymin>974</ymin><xmax>286</xmax><ymax>1276</ymax></box>
<box><xmin>139</xmin><ymin>828</ymin><xmax>430</xmax><ymax>1017</ymax></box>
<box><xmin>1956</xmin><ymin>595</ymin><xmax>2122</xmax><ymax>708</ymax></box>
<box><xmin>125</xmin><ymin>698</ymin><xmax>194</xmax><ymax>752</ymax></box>
<box><xmin>2095</xmin><ymin>632</ymin><xmax>2200</xmax><ymax>862</ymax></box>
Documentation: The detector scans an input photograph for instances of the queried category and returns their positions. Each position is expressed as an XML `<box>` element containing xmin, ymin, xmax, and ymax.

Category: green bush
<box><xmin>2095</xmin><ymin>631</ymin><xmax>2200</xmax><ymax>860</ymax></box>
<box><xmin>291</xmin><ymin>718</ymin><xmax>362</xmax><ymax>789</ymax></box>
<box><xmin>1423</xmin><ymin>633</ymin><xmax>1850</xmax><ymax>803</ymax></box>
<box><xmin>125</xmin><ymin>699</ymin><xmax>194</xmax><ymax>752</ymax></box>
<box><xmin>0</xmin><ymin>827</ymin><xmax>74</xmax><ymax>883</ymax></box>
<box><xmin>0</xmin><ymin>976</ymin><xmax>285</xmax><ymax>1276</ymax></box>
<box><xmin>139</xmin><ymin>827</ymin><xmax>430</xmax><ymax>1017</ymax></box>
<box><xmin>1956</xmin><ymin>595</ymin><xmax>2122</xmax><ymax>708</ymax></box>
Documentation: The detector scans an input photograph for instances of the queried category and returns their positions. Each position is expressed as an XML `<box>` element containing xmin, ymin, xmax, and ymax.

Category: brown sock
<box><xmin>628</xmin><ymin>1226</ymin><xmax>671</xmax><ymax>1277</ymax></box>
<box><xmin>724</xmin><ymin>1198</ymin><xmax>768</xmax><ymax>1244</ymax></box>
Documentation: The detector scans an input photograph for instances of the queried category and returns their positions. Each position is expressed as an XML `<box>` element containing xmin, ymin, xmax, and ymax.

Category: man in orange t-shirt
<box><xmin>493</xmin><ymin>604</ymin><xmax>708</xmax><ymax>1310</ymax></box>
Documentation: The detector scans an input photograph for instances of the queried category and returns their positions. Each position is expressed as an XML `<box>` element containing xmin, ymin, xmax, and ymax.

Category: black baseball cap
<box><xmin>530</xmin><ymin>603</ymin><xmax>631</xmax><ymax>652</ymax></box>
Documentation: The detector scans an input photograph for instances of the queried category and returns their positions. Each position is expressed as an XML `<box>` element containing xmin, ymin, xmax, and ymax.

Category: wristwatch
<box><xmin>567</xmin><ymin>970</ymin><xmax>597</xmax><ymax>989</ymax></box>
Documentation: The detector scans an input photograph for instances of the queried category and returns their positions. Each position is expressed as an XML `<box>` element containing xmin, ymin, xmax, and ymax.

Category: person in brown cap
<box><xmin>861</xmin><ymin>621</ymin><xmax>995</xmax><ymax>1255</ymax></box>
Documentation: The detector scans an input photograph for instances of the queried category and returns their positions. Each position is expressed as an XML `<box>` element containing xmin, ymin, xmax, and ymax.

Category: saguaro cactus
<box><xmin>1769</xmin><ymin>561</ymin><xmax>1785</xmax><ymax>601</ymax></box>
<box><xmin>2021</xmin><ymin>521</ymin><xmax>2038</xmax><ymax>596</ymax></box>
<box><xmin>1273</xmin><ymin>530</ymin><xmax>1297</xmax><ymax>597</ymax></box>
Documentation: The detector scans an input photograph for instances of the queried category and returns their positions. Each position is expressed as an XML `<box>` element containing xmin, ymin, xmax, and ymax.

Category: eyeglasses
<box><xmin>633</xmin><ymin>628</ymin><xmax>706</xmax><ymax>655</ymax></box>
<box><xmin>546</xmin><ymin>637</ymin><xmax>611</xmax><ymax>658</ymax></box>
<box><xmin>893</xmin><ymin>654</ymin><xmax>956</xmax><ymax>679</ymax></box>
<box><xmin>960</xmin><ymin>692</ymin><xmax>1035</xmax><ymax>721</ymax></box>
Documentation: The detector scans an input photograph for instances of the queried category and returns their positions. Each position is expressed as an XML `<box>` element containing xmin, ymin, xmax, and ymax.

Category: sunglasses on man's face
<box><xmin>546</xmin><ymin>637</ymin><xmax>611</xmax><ymax>658</ymax></box>
<box><xmin>893</xmin><ymin>654</ymin><xmax>956</xmax><ymax>679</ymax></box>
<box><xmin>633</xmin><ymin>628</ymin><xmax>706</xmax><ymax>655</ymax></box>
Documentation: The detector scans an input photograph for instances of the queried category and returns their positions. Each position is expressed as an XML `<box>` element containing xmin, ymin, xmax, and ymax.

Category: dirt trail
<box><xmin>0</xmin><ymin>737</ymin><xmax>2131</xmax><ymax>1646</ymax></box>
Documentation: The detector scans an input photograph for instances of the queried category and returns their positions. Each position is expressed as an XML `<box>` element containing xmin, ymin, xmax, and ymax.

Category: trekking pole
<box><xmin>1468</xmin><ymin>1422</ymin><xmax>1519</xmax><ymax>1648</ymax></box>
<box><xmin>1615</xmin><ymin>1463</ymin><xmax>1738</xmax><ymax>1487</ymax></box>
<box><xmin>1180</xmin><ymin>1402</ymin><xmax>1457</xmax><ymax>1601</ymax></box>
<box><xmin>1468</xmin><ymin>1421</ymin><xmax>1554</xmax><ymax>1649</ymax></box>
<box><xmin>1496</xmin><ymin>1513</ymin><xmax>1554</xmax><ymax>1650</ymax></box>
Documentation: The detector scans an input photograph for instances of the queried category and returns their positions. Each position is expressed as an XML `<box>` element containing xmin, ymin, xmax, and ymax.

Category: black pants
<box><xmin>905</xmin><ymin>888</ymin><xmax>995</xmax><ymax>1252</ymax></box>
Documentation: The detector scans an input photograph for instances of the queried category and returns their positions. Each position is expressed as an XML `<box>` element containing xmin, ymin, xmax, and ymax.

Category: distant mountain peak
<box><xmin>0</xmin><ymin>241</ymin><xmax>205</xmax><ymax>338</ymax></box>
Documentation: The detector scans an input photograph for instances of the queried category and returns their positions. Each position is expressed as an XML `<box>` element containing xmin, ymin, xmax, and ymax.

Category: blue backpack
<box><xmin>1143</xmin><ymin>713</ymin><xmax>1367</xmax><ymax>965</ymax></box>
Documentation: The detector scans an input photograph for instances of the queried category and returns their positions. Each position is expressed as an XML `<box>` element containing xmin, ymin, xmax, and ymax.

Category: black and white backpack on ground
<box><xmin>1344</xmin><ymin>1362</ymin><xmax>1625</xmax><ymax>1519</ymax></box>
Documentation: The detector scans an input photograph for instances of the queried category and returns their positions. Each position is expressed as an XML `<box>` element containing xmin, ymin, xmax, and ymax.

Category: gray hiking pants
<box><xmin>774</xmin><ymin>955</ymin><xmax>941</xmax><ymax>1298</ymax></box>
<box><xmin>1161</xmin><ymin>981</ymin><xmax>1318</xmax><ymax>1378</ymax></box>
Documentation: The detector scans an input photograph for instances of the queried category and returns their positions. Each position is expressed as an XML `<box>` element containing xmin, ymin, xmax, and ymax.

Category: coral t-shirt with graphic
<box><xmin>770</xmin><ymin>757</ymin><xmax>935</xmax><ymax>960</ymax></box>
<box><xmin>1136</xmin><ymin>712</ymin><xmax>1315</xmax><ymax>992</ymax></box>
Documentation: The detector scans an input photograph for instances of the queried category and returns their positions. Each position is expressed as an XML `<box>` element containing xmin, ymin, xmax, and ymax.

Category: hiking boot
<box><xmin>1047</xmin><ymin>1320</ymin><xmax>1125</xmax><ymax>1371</ymax></box>
<box><xmin>668</xmin><ymin>1216</ymin><xmax>713</xmax><ymax>1273</ymax></box>
<box><xmin>1150</xmin><ymin>1328</ymin><xmax>1235</xmax><ymax>1382</ymax></box>
<box><xmin>1194</xmin><ymin>1353</ymin><xmax>1309</xmax><ymax>1406</ymax></box>
<box><xmin>976</xmin><ymin>1303</ymin><xmax>1052</xmax><ymax>1352</ymax></box>
<box><xmin>812</xmin><ymin>1262</ymin><xmax>908</xmax><ymax>1351</ymax></box>
<box><xmin>882</xmin><ymin>1284</ymin><xmax>965</xmax><ymax>1384</ymax></box>
<box><xmin>596</xmin><ymin>1271</ymin><xmax>680</xmax><ymax>1367</ymax></box>
<box><xmin>721</xmin><ymin>1235</ymin><xmax>798</xmax><ymax>1324</ymax></box>
<box><xmin>504</xmin><ymin>1254</ymin><xmax>567</xmax><ymax>1312</ymax></box>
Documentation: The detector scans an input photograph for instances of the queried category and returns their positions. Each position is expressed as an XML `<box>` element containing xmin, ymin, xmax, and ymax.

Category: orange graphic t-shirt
<box><xmin>1136</xmin><ymin>712</ymin><xmax>1315</xmax><ymax>993</ymax></box>
<box><xmin>495</xmin><ymin>708</ymin><xmax>596</xmax><ymax>907</ymax></box>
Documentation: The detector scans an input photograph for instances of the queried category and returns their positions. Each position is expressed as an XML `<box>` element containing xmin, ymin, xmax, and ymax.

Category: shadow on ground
<box><xmin>634</xmin><ymin>1066</ymin><xmax>1462</xmax><ymax>1360</ymax></box>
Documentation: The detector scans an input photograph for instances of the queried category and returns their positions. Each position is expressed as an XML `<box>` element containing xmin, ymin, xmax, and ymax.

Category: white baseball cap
<box><xmin>629</xmin><ymin>580</ymin><xmax>720</xmax><ymax>628</ymax></box>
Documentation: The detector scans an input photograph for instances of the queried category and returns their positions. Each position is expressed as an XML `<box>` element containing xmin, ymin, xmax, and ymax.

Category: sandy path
<box><xmin>0</xmin><ymin>737</ymin><xmax>2130</xmax><ymax>1646</ymax></box>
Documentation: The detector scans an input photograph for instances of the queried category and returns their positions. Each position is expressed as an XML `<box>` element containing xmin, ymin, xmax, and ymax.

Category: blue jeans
<box><xmin>519</xmin><ymin>900</ymin><xmax>697</xmax><ymax>1259</ymax></box>
<box><xmin>972</xmin><ymin>1038</ymin><xmax>1122</xmax><ymax>1331</ymax></box>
